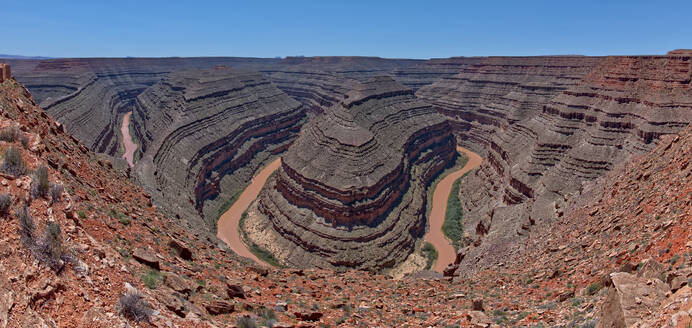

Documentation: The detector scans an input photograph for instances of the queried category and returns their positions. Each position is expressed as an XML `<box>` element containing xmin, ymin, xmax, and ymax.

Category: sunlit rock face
<box><xmin>255</xmin><ymin>77</ymin><xmax>456</xmax><ymax>271</ymax></box>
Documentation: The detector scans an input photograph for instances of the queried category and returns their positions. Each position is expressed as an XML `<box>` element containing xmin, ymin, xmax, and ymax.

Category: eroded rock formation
<box><xmin>249</xmin><ymin>77</ymin><xmax>455</xmax><ymax>270</ymax></box>
<box><xmin>454</xmin><ymin>55</ymin><xmax>692</xmax><ymax>273</ymax></box>
<box><xmin>416</xmin><ymin>56</ymin><xmax>602</xmax><ymax>153</ymax></box>
<box><xmin>131</xmin><ymin>67</ymin><xmax>306</xmax><ymax>229</ymax></box>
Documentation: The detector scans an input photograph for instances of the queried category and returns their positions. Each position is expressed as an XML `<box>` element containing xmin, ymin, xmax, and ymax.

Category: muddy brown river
<box><xmin>216</xmin><ymin>147</ymin><xmax>481</xmax><ymax>272</ymax></box>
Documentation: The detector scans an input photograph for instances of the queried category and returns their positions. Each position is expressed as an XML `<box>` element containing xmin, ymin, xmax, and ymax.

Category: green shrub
<box><xmin>586</xmin><ymin>282</ymin><xmax>602</xmax><ymax>296</ymax></box>
<box><xmin>422</xmin><ymin>242</ymin><xmax>438</xmax><ymax>270</ymax></box>
<box><xmin>142</xmin><ymin>269</ymin><xmax>161</xmax><ymax>289</ymax></box>
<box><xmin>1</xmin><ymin>146</ymin><xmax>25</xmax><ymax>176</ymax></box>
<box><xmin>442</xmin><ymin>170</ymin><xmax>471</xmax><ymax>251</ymax></box>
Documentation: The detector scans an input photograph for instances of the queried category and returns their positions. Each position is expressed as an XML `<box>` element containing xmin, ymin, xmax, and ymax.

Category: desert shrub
<box><xmin>236</xmin><ymin>316</ymin><xmax>258</xmax><ymax>328</ymax></box>
<box><xmin>422</xmin><ymin>242</ymin><xmax>438</xmax><ymax>270</ymax></box>
<box><xmin>0</xmin><ymin>193</ymin><xmax>11</xmax><ymax>215</ymax></box>
<box><xmin>0</xmin><ymin>126</ymin><xmax>19</xmax><ymax>142</ymax></box>
<box><xmin>142</xmin><ymin>269</ymin><xmax>161</xmax><ymax>289</ymax></box>
<box><xmin>117</xmin><ymin>290</ymin><xmax>152</xmax><ymax>323</ymax></box>
<box><xmin>586</xmin><ymin>282</ymin><xmax>601</xmax><ymax>296</ymax></box>
<box><xmin>50</xmin><ymin>183</ymin><xmax>64</xmax><ymax>204</ymax></box>
<box><xmin>34</xmin><ymin>222</ymin><xmax>69</xmax><ymax>271</ymax></box>
<box><xmin>20</xmin><ymin>135</ymin><xmax>29</xmax><ymax>148</ymax></box>
<box><xmin>1</xmin><ymin>146</ymin><xmax>25</xmax><ymax>176</ymax></box>
<box><xmin>17</xmin><ymin>205</ymin><xmax>35</xmax><ymax>247</ymax></box>
<box><xmin>31</xmin><ymin>165</ymin><xmax>50</xmax><ymax>199</ymax></box>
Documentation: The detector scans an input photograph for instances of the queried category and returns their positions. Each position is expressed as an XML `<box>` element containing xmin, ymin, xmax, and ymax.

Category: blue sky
<box><xmin>2</xmin><ymin>0</ymin><xmax>691</xmax><ymax>58</ymax></box>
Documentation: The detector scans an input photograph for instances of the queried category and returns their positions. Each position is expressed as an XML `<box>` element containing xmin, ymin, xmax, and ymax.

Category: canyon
<box><xmin>1</xmin><ymin>50</ymin><xmax>690</xmax><ymax>326</ymax></box>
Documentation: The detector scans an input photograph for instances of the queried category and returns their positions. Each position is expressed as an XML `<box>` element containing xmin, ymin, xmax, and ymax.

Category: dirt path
<box><xmin>216</xmin><ymin>158</ymin><xmax>282</xmax><ymax>266</ymax></box>
<box><xmin>425</xmin><ymin>146</ymin><xmax>482</xmax><ymax>272</ymax></box>
<box><xmin>120</xmin><ymin>112</ymin><xmax>138</xmax><ymax>168</ymax></box>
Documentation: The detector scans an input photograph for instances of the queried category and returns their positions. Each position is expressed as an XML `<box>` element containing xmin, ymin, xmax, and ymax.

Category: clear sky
<box><xmin>3</xmin><ymin>0</ymin><xmax>691</xmax><ymax>59</ymax></box>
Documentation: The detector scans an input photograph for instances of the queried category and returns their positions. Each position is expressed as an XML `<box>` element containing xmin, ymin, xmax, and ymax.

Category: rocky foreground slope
<box><xmin>130</xmin><ymin>67</ymin><xmax>306</xmax><ymax>230</ymax></box>
<box><xmin>247</xmin><ymin>77</ymin><xmax>456</xmax><ymax>271</ymax></box>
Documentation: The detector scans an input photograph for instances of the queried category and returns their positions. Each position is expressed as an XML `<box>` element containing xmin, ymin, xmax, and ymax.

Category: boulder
<box><xmin>204</xmin><ymin>300</ymin><xmax>235</xmax><ymax>315</ymax></box>
<box><xmin>596</xmin><ymin>272</ymin><xmax>669</xmax><ymax>328</ymax></box>
<box><xmin>637</xmin><ymin>257</ymin><xmax>666</xmax><ymax>280</ymax></box>
<box><xmin>132</xmin><ymin>247</ymin><xmax>160</xmax><ymax>270</ymax></box>
<box><xmin>294</xmin><ymin>310</ymin><xmax>323</xmax><ymax>321</ymax></box>
<box><xmin>168</xmin><ymin>239</ymin><xmax>193</xmax><ymax>261</ymax></box>
<box><xmin>164</xmin><ymin>272</ymin><xmax>193</xmax><ymax>295</ymax></box>
<box><xmin>226</xmin><ymin>283</ymin><xmax>245</xmax><ymax>299</ymax></box>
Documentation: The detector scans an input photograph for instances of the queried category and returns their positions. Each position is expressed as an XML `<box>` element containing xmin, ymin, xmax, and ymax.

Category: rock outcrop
<box><xmin>0</xmin><ymin>63</ymin><xmax>10</xmax><ymax>82</ymax></box>
<box><xmin>249</xmin><ymin>77</ymin><xmax>455</xmax><ymax>270</ymax></box>
<box><xmin>132</xmin><ymin>67</ymin><xmax>306</xmax><ymax>229</ymax></box>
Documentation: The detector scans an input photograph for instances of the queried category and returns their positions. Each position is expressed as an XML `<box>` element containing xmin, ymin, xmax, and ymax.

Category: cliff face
<box><xmin>132</xmin><ymin>67</ymin><xmax>306</xmax><ymax>229</ymax></box>
<box><xmin>416</xmin><ymin>56</ymin><xmax>602</xmax><ymax>153</ymax></box>
<box><xmin>249</xmin><ymin>77</ymin><xmax>455</xmax><ymax>270</ymax></box>
<box><xmin>454</xmin><ymin>55</ymin><xmax>692</xmax><ymax>273</ymax></box>
<box><xmin>9</xmin><ymin>57</ymin><xmax>282</xmax><ymax>157</ymax></box>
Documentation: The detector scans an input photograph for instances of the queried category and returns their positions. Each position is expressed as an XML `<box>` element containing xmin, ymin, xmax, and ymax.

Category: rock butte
<box><xmin>250</xmin><ymin>76</ymin><xmax>455</xmax><ymax>270</ymax></box>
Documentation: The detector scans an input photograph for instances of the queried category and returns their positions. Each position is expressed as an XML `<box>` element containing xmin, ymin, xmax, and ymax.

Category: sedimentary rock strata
<box><xmin>132</xmin><ymin>67</ymin><xmax>306</xmax><ymax>229</ymax></box>
<box><xmin>250</xmin><ymin>77</ymin><xmax>455</xmax><ymax>270</ymax></box>
<box><xmin>9</xmin><ymin>57</ymin><xmax>281</xmax><ymax>156</ymax></box>
<box><xmin>455</xmin><ymin>55</ymin><xmax>692</xmax><ymax>273</ymax></box>
<box><xmin>416</xmin><ymin>56</ymin><xmax>602</xmax><ymax>153</ymax></box>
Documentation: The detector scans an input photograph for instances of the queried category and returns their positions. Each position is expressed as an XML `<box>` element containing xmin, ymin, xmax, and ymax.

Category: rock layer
<box><xmin>417</xmin><ymin>56</ymin><xmax>602</xmax><ymax>153</ymax></box>
<box><xmin>132</xmin><ymin>67</ymin><xmax>306</xmax><ymax>229</ymax></box>
<box><xmin>455</xmin><ymin>55</ymin><xmax>692</xmax><ymax>273</ymax></box>
<box><xmin>251</xmin><ymin>77</ymin><xmax>455</xmax><ymax>270</ymax></box>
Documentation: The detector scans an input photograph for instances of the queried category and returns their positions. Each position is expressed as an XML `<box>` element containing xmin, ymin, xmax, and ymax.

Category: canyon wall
<box><xmin>452</xmin><ymin>54</ymin><xmax>692</xmax><ymax>274</ymax></box>
<box><xmin>248</xmin><ymin>77</ymin><xmax>456</xmax><ymax>270</ymax></box>
<box><xmin>131</xmin><ymin>67</ymin><xmax>306</xmax><ymax>229</ymax></box>
<box><xmin>416</xmin><ymin>56</ymin><xmax>603</xmax><ymax>154</ymax></box>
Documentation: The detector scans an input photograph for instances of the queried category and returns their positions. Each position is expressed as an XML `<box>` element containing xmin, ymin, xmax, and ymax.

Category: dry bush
<box><xmin>117</xmin><ymin>290</ymin><xmax>152</xmax><ymax>323</ymax></box>
<box><xmin>0</xmin><ymin>193</ymin><xmax>11</xmax><ymax>215</ymax></box>
<box><xmin>50</xmin><ymin>183</ymin><xmax>64</xmax><ymax>204</ymax></box>
<box><xmin>1</xmin><ymin>146</ymin><xmax>25</xmax><ymax>176</ymax></box>
<box><xmin>31</xmin><ymin>165</ymin><xmax>50</xmax><ymax>199</ymax></box>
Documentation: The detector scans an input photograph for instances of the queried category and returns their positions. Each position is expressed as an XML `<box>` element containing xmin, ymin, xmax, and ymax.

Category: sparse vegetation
<box><xmin>117</xmin><ymin>289</ymin><xmax>152</xmax><ymax>323</ymax></box>
<box><xmin>0</xmin><ymin>193</ymin><xmax>11</xmax><ymax>215</ymax></box>
<box><xmin>17</xmin><ymin>204</ymin><xmax>73</xmax><ymax>271</ymax></box>
<box><xmin>1</xmin><ymin>146</ymin><xmax>25</xmax><ymax>176</ymax></box>
<box><xmin>586</xmin><ymin>282</ymin><xmax>601</xmax><ymax>296</ymax></box>
<box><xmin>256</xmin><ymin>307</ymin><xmax>277</xmax><ymax>326</ymax></box>
<box><xmin>50</xmin><ymin>183</ymin><xmax>64</xmax><ymax>204</ymax></box>
<box><xmin>31</xmin><ymin>165</ymin><xmax>50</xmax><ymax>199</ymax></box>
<box><xmin>0</xmin><ymin>126</ymin><xmax>20</xmax><ymax>142</ymax></box>
<box><xmin>239</xmin><ymin>211</ymin><xmax>281</xmax><ymax>267</ymax></box>
<box><xmin>443</xmin><ymin>175</ymin><xmax>467</xmax><ymax>251</ymax></box>
<box><xmin>142</xmin><ymin>269</ymin><xmax>162</xmax><ymax>289</ymax></box>
<box><xmin>236</xmin><ymin>316</ymin><xmax>258</xmax><ymax>328</ymax></box>
<box><xmin>17</xmin><ymin>205</ymin><xmax>35</xmax><ymax>247</ymax></box>
<box><xmin>422</xmin><ymin>242</ymin><xmax>438</xmax><ymax>270</ymax></box>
